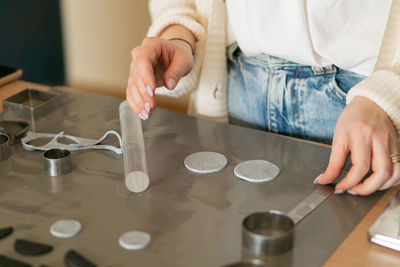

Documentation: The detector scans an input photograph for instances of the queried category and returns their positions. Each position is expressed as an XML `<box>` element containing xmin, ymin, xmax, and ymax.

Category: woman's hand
<box><xmin>315</xmin><ymin>96</ymin><xmax>400</xmax><ymax>195</ymax></box>
<box><xmin>126</xmin><ymin>32</ymin><xmax>194</xmax><ymax>120</ymax></box>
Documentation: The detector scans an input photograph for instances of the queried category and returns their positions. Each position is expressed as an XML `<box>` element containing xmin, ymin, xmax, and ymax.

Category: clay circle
<box><xmin>119</xmin><ymin>231</ymin><xmax>151</xmax><ymax>250</ymax></box>
<box><xmin>50</xmin><ymin>219</ymin><xmax>82</xmax><ymax>238</ymax></box>
<box><xmin>184</xmin><ymin>151</ymin><xmax>228</xmax><ymax>174</ymax></box>
<box><xmin>234</xmin><ymin>160</ymin><xmax>280</xmax><ymax>182</ymax></box>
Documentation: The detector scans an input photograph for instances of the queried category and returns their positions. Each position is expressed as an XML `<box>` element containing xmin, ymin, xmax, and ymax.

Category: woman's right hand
<box><xmin>126</xmin><ymin>36</ymin><xmax>194</xmax><ymax>120</ymax></box>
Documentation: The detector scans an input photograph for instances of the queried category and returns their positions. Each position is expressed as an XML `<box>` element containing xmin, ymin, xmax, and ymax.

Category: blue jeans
<box><xmin>227</xmin><ymin>47</ymin><xmax>366</xmax><ymax>144</ymax></box>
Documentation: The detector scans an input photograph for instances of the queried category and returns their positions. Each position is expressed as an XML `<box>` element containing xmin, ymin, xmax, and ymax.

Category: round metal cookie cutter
<box><xmin>0</xmin><ymin>133</ymin><xmax>11</xmax><ymax>162</ymax></box>
<box><xmin>44</xmin><ymin>149</ymin><xmax>71</xmax><ymax>176</ymax></box>
<box><xmin>242</xmin><ymin>211</ymin><xmax>294</xmax><ymax>255</ymax></box>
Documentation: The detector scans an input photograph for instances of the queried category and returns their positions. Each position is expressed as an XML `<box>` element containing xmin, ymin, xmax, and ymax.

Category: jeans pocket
<box><xmin>330</xmin><ymin>69</ymin><xmax>367</xmax><ymax>101</ymax></box>
<box><xmin>330</xmin><ymin>73</ymin><xmax>348</xmax><ymax>102</ymax></box>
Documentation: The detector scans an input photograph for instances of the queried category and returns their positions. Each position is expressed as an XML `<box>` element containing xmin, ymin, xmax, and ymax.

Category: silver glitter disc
<box><xmin>234</xmin><ymin>160</ymin><xmax>280</xmax><ymax>182</ymax></box>
<box><xmin>184</xmin><ymin>151</ymin><xmax>228</xmax><ymax>174</ymax></box>
<box><xmin>119</xmin><ymin>231</ymin><xmax>151</xmax><ymax>250</ymax></box>
<box><xmin>50</xmin><ymin>219</ymin><xmax>82</xmax><ymax>238</ymax></box>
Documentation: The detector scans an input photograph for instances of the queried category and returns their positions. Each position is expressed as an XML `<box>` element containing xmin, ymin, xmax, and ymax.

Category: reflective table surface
<box><xmin>0</xmin><ymin>87</ymin><xmax>382</xmax><ymax>266</ymax></box>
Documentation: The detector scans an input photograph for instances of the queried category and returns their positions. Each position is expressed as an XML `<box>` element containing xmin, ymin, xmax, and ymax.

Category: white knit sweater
<box><xmin>148</xmin><ymin>0</ymin><xmax>400</xmax><ymax>133</ymax></box>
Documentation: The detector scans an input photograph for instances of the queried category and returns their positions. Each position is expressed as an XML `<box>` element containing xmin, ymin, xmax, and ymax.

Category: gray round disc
<box><xmin>119</xmin><ymin>231</ymin><xmax>151</xmax><ymax>250</ymax></box>
<box><xmin>50</xmin><ymin>219</ymin><xmax>82</xmax><ymax>238</ymax></box>
<box><xmin>234</xmin><ymin>160</ymin><xmax>280</xmax><ymax>182</ymax></box>
<box><xmin>184</xmin><ymin>151</ymin><xmax>228</xmax><ymax>174</ymax></box>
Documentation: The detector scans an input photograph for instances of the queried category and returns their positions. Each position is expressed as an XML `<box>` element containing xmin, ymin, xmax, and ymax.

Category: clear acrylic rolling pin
<box><xmin>119</xmin><ymin>101</ymin><xmax>150</xmax><ymax>193</ymax></box>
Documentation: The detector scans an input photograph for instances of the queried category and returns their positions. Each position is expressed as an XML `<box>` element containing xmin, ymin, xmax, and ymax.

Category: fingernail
<box><xmin>168</xmin><ymin>78</ymin><xmax>176</xmax><ymax>89</ymax></box>
<box><xmin>145</xmin><ymin>101</ymin><xmax>150</xmax><ymax>113</ymax></box>
<box><xmin>142</xmin><ymin>110</ymin><xmax>149</xmax><ymax>120</ymax></box>
<box><xmin>146</xmin><ymin>85</ymin><xmax>154</xmax><ymax>97</ymax></box>
<box><xmin>138</xmin><ymin>112</ymin><xmax>145</xmax><ymax>120</ymax></box>
<box><xmin>313</xmin><ymin>173</ymin><xmax>323</xmax><ymax>184</ymax></box>
<box><xmin>140</xmin><ymin>110</ymin><xmax>148</xmax><ymax>120</ymax></box>
<box><xmin>143</xmin><ymin>110</ymin><xmax>149</xmax><ymax>120</ymax></box>
<box><xmin>347</xmin><ymin>189</ymin><xmax>357</xmax><ymax>195</ymax></box>
<box><xmin>334</xmin><ymin>189</ymin><xmax>344</xmax><ymax>194</ymax></box>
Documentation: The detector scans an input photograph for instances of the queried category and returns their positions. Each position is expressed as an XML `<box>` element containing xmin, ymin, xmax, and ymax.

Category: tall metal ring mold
<box><xmin>44</xmin><ymin>149</ymin><xmax>71</xmax><ymax>176</ymax></box>
<box><xmin>0</xmin><ymin>133</ymin><xmax>11</xmax><ymax>162</ymax></box>
<box><xmin>242</xmin><ymin>211</ymin><xmax>294</xmax><ymax>255</ymax></box>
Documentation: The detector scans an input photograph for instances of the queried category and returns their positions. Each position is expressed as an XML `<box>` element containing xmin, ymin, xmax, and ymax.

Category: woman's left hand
<box><xmin>314</xmin><ymin>96</ymin><xmax>400</xmax><ymax>195</ymax></box>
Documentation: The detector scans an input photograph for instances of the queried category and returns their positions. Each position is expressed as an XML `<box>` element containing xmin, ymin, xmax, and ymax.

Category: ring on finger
<box><xmin>391</xmin><ymin>153</ymin><xmax>400</xmax><ymax>163</ymax></box>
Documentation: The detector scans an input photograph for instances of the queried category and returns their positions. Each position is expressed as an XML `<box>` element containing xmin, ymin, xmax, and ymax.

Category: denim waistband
<box><xmin>227</xmin><ymin>42</ymin><xmax>337</xmax><ymax>75</ymax></box>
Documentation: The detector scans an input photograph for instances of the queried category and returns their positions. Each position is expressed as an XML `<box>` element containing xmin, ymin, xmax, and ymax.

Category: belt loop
<box><xmin>325</xmin><ymin>65</ymin><xmax>337</xmax><ymax>74</ymax></box>
<box><xmin>311</xmin><ymin>66</ymin><xmax>325</xmax><ymax>75</ymax></box>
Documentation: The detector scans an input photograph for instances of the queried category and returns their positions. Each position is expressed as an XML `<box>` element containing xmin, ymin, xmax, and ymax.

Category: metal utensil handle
<box><xmin>286</xmin><ymin>185</ymin><xmax>334</xmax><ymax>225</ymax></box>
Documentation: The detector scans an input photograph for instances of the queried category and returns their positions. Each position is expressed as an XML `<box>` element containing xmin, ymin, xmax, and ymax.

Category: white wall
<box><xmin>60</xmin><ymin>0</ymin><xmax>151</xmax><ymax>98</ymax></box>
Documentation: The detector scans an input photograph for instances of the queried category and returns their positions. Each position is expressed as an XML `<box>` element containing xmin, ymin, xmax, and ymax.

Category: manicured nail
<box><xmin>334</xmin><ymin>189</ymin><xmax>344</xmax><ymax>194</ymax></box>
<box><xmin>168</xmin><ymin>78</ymin><xmax>176</xmax><ymax>89</ymax></box>
<box><xmin>145</xmin><ymin>101</ymin><xmax>150</xmax><ymax>113</ymax></box>
<box><xmin>138</xmin><ymin>112</ymin><xmax>145</xmax><ymax>120</ymax></box>
<box><xmin>347</xmin><ymin>189</ymin><xmax>357</xmax><ymax>195</ymax></box>
<box><xmin>313</xmin><ymin>173</ymin><xmax>323</xmax><ymax>184</ymax></box>
<box><xmin>146</xmin><ymin>85</ymin><xmax>154</xmax><ymax>97</ymax></box>
<box><xmin>140</xmin><ymin>110</ymin><xmax>148</xmax><ymax>120</ymax></box>
<box><xmin>142</xmin><ymin>110</ymin><xmax>149</xmax><ymax>120</ymax></box>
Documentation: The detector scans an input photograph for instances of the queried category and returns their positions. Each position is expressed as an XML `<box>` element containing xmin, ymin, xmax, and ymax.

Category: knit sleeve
<box><xmin>146</xmin><ymin>0</ymin><xmax>207</xmax><ymax>97</ymax></box>
<box><xmin>346</xmin><ymin>0</ymin><xmax>400</xmax><ymax>134</ymax></box>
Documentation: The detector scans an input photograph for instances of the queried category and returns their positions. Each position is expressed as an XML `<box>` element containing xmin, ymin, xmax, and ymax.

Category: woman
<box><xmin>125</xmin><ymin>0</ymin><xmax>400</xmax><ymax>195</ymax></box>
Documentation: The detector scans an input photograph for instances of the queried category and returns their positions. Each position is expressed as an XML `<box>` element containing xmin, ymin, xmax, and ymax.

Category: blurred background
<box><xmin>0</xmin><ymin>0</ymin><xmax>189</xmax><ymax>113</ymax></box>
